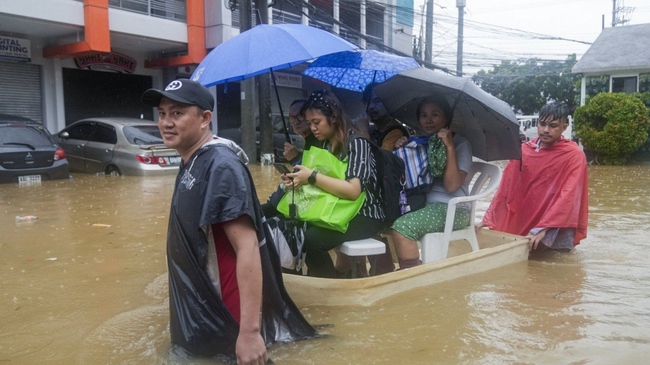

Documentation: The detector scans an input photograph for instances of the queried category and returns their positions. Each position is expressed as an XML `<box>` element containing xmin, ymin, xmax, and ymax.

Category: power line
<box><xmin>375</xmin><ymin>0</ymin><xmax>592</xmax><ymax>74</ymax></box>
<box><xmin>284</xmin><ymin>0</ymin><xmax>458</xmax><ymax>74</ymax></box>
<box><xmin>270</xmin><ymin>0</ymin><xmax>591</xmax><ymax>76</ymax></box>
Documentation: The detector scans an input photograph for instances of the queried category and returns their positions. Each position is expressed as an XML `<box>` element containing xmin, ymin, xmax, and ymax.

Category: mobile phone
<box><xmin>273</xmin><ymin>163</ymin><xmax>292</xmax><ymax>174</ymax></box>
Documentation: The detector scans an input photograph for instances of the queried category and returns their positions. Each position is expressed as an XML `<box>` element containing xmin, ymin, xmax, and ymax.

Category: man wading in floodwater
<box><xmin>142</xmin><ymin>79</ymin><xmax>317</xmax><ymax>364</ymax></box>
<box><xmin>478</xmin><ymin>101</ymin><xmax>588</xmax><ymax>252</ymax></box>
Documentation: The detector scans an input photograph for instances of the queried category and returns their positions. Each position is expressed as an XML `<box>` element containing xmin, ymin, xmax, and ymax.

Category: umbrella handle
<box><xmin>290</xmin><ymin>180</ymin><xmax>296</xmax><ymax>218</ymax></box>
<box><xmin>270</xmin><ymin>69</ymin><xmax>292</xmax><ymax>143</ymax></box>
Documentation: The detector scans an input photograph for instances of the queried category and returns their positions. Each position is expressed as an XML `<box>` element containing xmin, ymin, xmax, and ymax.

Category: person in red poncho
<box><xmin>477</xmin><ymin>101</ymin><xmax>588</xmax><ymax>252</ymax></box>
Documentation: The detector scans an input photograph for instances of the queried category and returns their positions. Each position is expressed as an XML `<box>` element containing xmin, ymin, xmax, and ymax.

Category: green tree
<box><xmin>574</xmin><ymin>92</ymin><xmax>650</xmax><ymax>165</ymax></box>
<box><xmin>472</xmin><ymin>55</ymin><xmax>580</xmax><ymax>114</ymax></box>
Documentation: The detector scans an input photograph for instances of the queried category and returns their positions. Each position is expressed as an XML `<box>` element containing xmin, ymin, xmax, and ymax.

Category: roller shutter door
<box><xmin>0</xmin><ymin>61</ymin><xmax>42</xmax><ymax>122</ymax></box>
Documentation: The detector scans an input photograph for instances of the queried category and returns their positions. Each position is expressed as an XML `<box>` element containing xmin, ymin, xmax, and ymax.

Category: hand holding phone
<box><xmin>273</xmin><ymin>163</ymin><xmax>292</xmax><ymax>175</ymax></box>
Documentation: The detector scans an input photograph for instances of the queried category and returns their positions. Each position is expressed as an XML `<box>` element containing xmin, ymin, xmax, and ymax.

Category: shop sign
<box><xmin>74</xmin><ymin>52</ymin><xmax>137</xmax><ymax>73</ymax></box>
<box><xmin>0</xmin><ymin>36</ymin><xmax>31</xmax><ymax>62</ymax></box>
<box><xmin>273</xmin><ymin>72</ymin><xmax>302</xmax><ymax>89</ymax></box>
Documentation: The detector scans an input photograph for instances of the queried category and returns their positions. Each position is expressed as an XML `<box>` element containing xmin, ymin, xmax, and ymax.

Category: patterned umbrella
<box><xmin>302</xmin><ymin>49</ymin><xmax>420</xmax><ymax>92</ymax></box>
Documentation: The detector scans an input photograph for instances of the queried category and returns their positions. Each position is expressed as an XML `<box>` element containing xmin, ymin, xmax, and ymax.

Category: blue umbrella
<box><xmin>302</xmin><ymin>50</ymin><xmax>420</xmax><ymax>92</ymax></box>
<box><xmin>191</xmin><ymin>23</ymin><xmax>357</xmax><ymax>140</ymax></box>
<box><xmin>192</xmin><ymin>23</ymin><xmax>357</xmax><ymax>87</ymax></box>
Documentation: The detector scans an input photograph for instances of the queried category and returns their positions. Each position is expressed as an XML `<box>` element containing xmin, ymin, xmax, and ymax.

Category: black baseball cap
<box><xmin>141</xmin><ymin>78</ymin><xmax>214</xmax><ymax>111</ymax></box>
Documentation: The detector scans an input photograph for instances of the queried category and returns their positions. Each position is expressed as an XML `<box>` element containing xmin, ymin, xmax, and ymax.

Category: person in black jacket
<box><xmin>362</xmin><ymin>82</ymin><xmax>409</xmax><ymax>150</ymax></box>
<box><xmin>141</xmin><ymin>79</ymin><xmax>317</xmax><ymax>363</ymax></box>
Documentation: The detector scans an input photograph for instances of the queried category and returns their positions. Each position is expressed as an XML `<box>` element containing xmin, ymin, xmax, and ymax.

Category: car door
<box><xmin>58</xmin><ymin>121</ymin><xmax>96</xmax><ymax>172</ymax></box>
<box><xmin>83</xmin><ymin>122</ymin><xmax>117</xmax><ymax>174</ymax></box>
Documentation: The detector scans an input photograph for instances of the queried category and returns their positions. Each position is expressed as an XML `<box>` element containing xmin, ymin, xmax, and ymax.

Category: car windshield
<box><xmin>123</xmin><ymin>125</ymin><xmax>164</xmax><ymax>145</ymax></box>
<box><xmin>0</xmin><ymin>125</ymin><xmax>55</xmax><ymax>148</ymax></box>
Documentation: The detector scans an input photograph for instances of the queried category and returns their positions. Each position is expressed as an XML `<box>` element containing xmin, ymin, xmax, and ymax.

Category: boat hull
<box><xmin>283</xmin><ymin>229</ymin><xmax>529</xmax><ymax>307</ymax></box>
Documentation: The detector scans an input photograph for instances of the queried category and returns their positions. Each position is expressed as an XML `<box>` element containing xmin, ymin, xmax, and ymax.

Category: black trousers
<box><xmin>304</xmin><ymin>214</ymin><xmax>383</xmax><ymax>278</ymax></box>
<box><xmin>262</xmin><ymin>185</ymin><xmax>286</xmax><ymax>219</ymax></box>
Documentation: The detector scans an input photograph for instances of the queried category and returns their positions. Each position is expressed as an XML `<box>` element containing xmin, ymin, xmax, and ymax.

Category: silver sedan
<box><xmin>56</xmin><ymin>117</ymin><xmax>181</xmax><ymax>176</ymax></box>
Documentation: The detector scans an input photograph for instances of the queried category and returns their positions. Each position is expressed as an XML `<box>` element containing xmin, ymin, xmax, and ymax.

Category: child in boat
<box><xmin>390</xmin><ymin>96</ymin><xmax>473</xmax><ymax>269</ymax></box>
<box><xmin>284</xmin><ymin>90</ymin><xmax>385</xmax><ymax>278</ymax></box>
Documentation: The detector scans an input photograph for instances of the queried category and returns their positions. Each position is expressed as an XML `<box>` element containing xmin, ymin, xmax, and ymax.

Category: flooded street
<box><xmin>1</xmin><ymin>164</ymin><xmax>650</xmax><ymax>364</ymax></box>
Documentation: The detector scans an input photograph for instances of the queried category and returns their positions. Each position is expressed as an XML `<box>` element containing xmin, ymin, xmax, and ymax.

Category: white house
<box><xmin>572</xmin><ymin>23</ymin><xmax>650</xmax><ymax>106</ymax></box>
<box><xmin>572</xmin><ymin>23</ymin><xmax>650</xmax><ymax>162</ymax></box>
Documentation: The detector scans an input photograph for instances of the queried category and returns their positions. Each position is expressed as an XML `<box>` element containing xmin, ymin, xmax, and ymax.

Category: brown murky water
<box><xmin>2</xmin><ymin>164</ymin><xmax>650</xmax><ymax>364</ymax></box>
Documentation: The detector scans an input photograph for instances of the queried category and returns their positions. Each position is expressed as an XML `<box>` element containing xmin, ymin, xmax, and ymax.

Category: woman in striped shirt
<box><xmin>285</xmin><ymin>90</ymin><xmax>384</xmax><ymax>278</ymax></box>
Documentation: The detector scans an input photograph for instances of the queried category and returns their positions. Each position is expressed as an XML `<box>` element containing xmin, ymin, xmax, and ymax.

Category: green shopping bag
<box><xmin>277</xmin><ymin>146</ymin><xmax>366</xmax><ymax>233</ymax></box>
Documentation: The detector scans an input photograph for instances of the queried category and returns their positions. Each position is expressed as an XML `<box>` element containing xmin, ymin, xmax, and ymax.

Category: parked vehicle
<box><xmin>0</xmin><ymin>114</ymin><xmax>69</xmax><ymax>184</ymax></box>
<box><xmin>517</xmin><ymin>115</ymin><xmax>538</xmax><ymax>142</ymax></box>
<box><xmin>518</xmin><ymin>114</ymin><xmax>573</xmax><ymax>142</ymax></box>
<box><xmin>217</xmin><ymin>114</ymin><xmax>305</xmax><ymax>162</ymax></box>
<box><xmin>56</xmin><ymin>117</ymin><xmax>181</xmax><ymax>176</ymax></box>
<box><xmin>519</xmin><ymin>130</ymin><xmax>527</xmax><ymax>143</ymax></box>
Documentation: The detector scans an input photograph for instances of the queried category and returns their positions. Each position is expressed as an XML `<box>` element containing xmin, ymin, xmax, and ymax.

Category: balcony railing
<box><xmin>230</xmin><ymin>7</ymin><xmax>365</xmax><ymax>48</ymax></box>
<box><xmin>74</xmin><ymin>0</ymin><xmax>186</xmax><ymax>22</ymax></box>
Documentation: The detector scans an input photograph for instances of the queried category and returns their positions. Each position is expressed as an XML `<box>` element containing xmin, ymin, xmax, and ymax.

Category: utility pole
<box><xmin>360</xmin><ymin>1</ymin><xmax>367</xmax><ymax>49</ymax></box>
<box><xmin>256</xmin><ymin>0</ymin><xmax>273</xmax><ymax>164</ymax></box>
<box><xmin>416</xmin><ymin>4</ymin><xmax>425</xmax><ymax>59</ymax></box>
<box><xmin>240</xmin><ymin>0</ymin><xmax>256</xmax><ymax>162</ymax></box>
<box><xmin>333</xmin><ymin>0</ymin><xmax>340</xmax><ymax>34</ymax></box>
<box><xmin>425</xmin><ymin>0</ymin><xmax>433</xmax><ymax>64</ymax></box>
<box><xmin>456</xmin><ymin>0</ymin><xmax>465</xmax><ymax>77</ymax></box>
<box><xmin>612</xmin><ymin>0</ymin><xmax>633</xmax><ymax>27</ymax></box>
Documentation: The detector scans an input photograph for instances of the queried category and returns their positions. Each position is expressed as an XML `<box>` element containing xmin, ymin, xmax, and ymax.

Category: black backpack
<box><xmin>360</xmin><ymin>137</ymin><xmax>406</xmax><ymax>228</ymax></box>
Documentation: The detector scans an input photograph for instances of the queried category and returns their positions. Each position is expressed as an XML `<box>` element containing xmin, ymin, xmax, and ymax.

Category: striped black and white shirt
<box><xmin>345</xmin><ymin>137</ymin><xmax>384</xmax><ymax>221</ymax></box>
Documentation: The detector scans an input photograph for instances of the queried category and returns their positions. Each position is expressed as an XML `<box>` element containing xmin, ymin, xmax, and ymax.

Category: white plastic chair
<box><xmin>419</xmin><ymin>161</ymin><xmax>502</xmax><ymax>264</ymax></box>
<box><xmin>337</xmin><ymin>238</ymin><xmax>386</xmax><ymax>278</ymax></box>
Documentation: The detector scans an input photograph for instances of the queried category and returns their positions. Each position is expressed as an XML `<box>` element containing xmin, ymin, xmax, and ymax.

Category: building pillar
<box><xmin>580</xmin><ymin>76</ymin><xmax>587</xmax><ymax>106</ymax></box>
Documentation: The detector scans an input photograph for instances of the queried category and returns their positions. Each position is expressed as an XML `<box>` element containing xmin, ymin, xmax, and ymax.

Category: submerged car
<box><xmin>0</xmin><ymin>114</ymin><xmax>69</xmax><ymax>184</ymax></box>
<box><xmin>217</xmin><ymin>114</ymin><xmax>305</xmax><ymax>162</ymax></box>
<box><xmin>56</xmin><ymin>117</ymin><xmax>181</xmax><ymax>176</ymax></box>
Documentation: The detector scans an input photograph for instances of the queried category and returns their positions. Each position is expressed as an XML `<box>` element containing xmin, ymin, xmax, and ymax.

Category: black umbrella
<box><xmin>267</xmin><ymin>186</ymin><xmax>306</xmax><ymax>274</ymax></box>
<box><xmin>374</xmin><ymin>67</ymin><xmax>521</xmax><ymax>161</ymax></box>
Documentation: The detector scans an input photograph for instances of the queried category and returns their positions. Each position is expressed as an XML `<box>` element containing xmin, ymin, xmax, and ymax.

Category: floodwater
<box><xmin>1</xmin><ymin>164</ymin><xmax>650</xmax><ymax>364</ymax></box>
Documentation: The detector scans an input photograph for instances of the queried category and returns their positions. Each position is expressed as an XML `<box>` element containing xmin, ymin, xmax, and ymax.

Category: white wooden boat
<box><xmin>283</xmin><ymin>229</ymin><xmax>529</xmax><ymax>307</ymax></box>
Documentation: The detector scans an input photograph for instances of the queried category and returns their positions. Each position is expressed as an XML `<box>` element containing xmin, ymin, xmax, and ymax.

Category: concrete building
<box><xmin>0</xmin><ymin>0</ymin><xmax>415</xmax><ymax>133</ymax></box>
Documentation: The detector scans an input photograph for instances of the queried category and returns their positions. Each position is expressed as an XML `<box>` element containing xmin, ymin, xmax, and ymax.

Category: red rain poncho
<box><xmin>483</xmin><ymin>138</ymin><xmax>588</xmax><ymax>245</ymax></box>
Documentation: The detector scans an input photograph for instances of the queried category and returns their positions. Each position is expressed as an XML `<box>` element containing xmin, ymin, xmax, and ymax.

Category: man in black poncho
<box><xmin>142</xmin><ymin>79</ymin><xmax>317</xmax><ymax>364</ymax></box>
